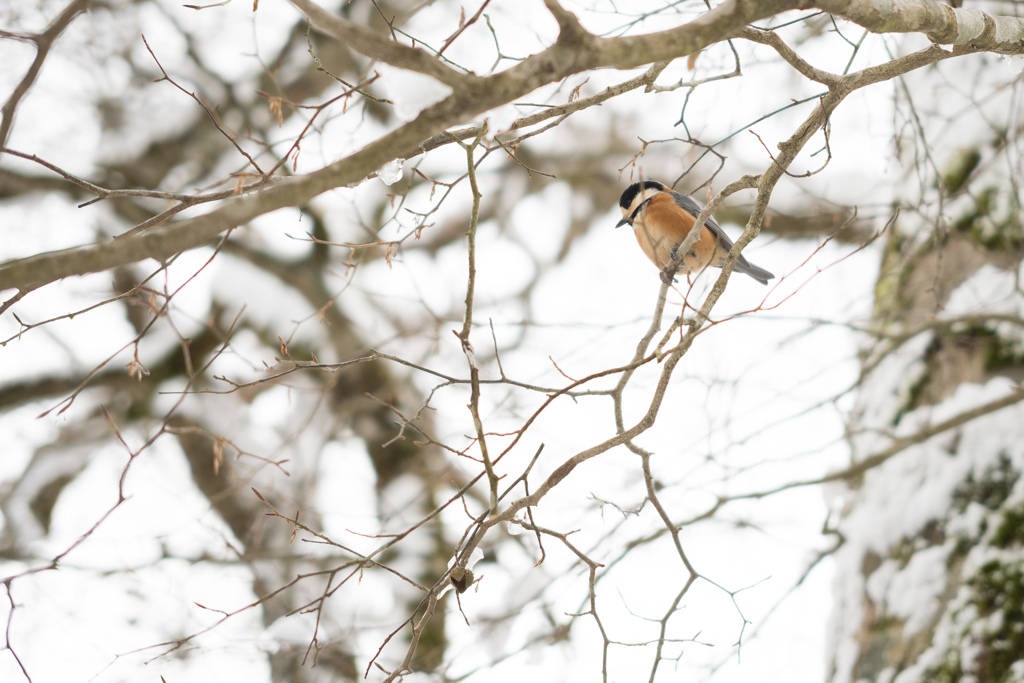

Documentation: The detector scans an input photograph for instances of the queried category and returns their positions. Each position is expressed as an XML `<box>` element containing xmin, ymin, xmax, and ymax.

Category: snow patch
<box><xmin>375</xmin><ymin>63</ymin><xmax>453</xmax><ymax>122</ymax></box>
<box><xmin>377</xmin><ymin>157</ymin><xmax>405</xmax><ymax>185</ymax></box>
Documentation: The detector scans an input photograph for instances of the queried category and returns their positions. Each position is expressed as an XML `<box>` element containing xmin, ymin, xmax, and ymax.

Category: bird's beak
<box><xmin>615</xmin><ymin>217</ymin><xmax>630</xmax><ymax>228</ymax></box>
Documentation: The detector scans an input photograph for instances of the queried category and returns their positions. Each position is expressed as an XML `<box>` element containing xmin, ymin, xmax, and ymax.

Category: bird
<box><xmin>616</xmin><ymin>180</ymin><xmax>774</xmax><ymax>285</ymax></box>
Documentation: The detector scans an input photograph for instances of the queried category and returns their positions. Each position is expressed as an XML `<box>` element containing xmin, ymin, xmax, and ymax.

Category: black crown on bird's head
<box><xmin>618</xmin><ymin>180</ymin><xmax>667</xmax><ymax>211</ymax></box>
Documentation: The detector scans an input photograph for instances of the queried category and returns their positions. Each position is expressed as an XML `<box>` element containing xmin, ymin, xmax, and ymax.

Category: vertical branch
<box><xmin>452</xmin><ymin>124</ymin><xmax>500</xmax><ymax>515</ymax></box>
<box><xmin>611</xmin><ymin>281</ymin><xmax>671</xmax><ymax>437</ymax></box>
<box><xmin>2</xmin><ymin>581</ymin><xmax>30</xmax><ymax>681</ymax></box>
<box><xmin>0</xmin><ymin>0</ymin><xmax>90</xmax><ymax>151</ymax></box>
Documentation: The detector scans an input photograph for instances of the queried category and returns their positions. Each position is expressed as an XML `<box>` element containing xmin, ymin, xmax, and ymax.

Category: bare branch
<box><xmin>286</xmin><ymin>0</ymin><xmax>472</xmax><ymax>88</ymax></box>
<box><xmin>818</xmin><ymin>0</ymin><xmax>1024</xmax><ymax>52</ymax></box>
<box><xmin>0</xmin><ymin>0</ymin><xmax>90</xmax><ymax>150</ymax></box>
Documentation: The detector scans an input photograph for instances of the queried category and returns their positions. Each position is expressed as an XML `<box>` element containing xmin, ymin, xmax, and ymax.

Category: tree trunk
<box><xmin>829</xmin><ymin>52</ymin><xmax>1024</xmax><ymax>682</ymax></box>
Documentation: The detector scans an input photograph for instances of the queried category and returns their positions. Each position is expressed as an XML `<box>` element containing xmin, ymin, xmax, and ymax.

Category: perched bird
<box><xmin>616</xmin><ymin>180</ymin><xmax>774</xmax><ymax>285</ymax></box>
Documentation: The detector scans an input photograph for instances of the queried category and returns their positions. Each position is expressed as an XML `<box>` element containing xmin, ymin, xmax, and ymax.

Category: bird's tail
<box><xmin>736</xmin><ymin>259</ymin><xmax>774</xmax><ymax>286</ymax></box>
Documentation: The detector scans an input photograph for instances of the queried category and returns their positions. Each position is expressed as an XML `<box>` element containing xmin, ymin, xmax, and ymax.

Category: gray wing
<box><xmin>667</xmin><ymin>191</ymin><xmax>734</xmax><ymax>250</ymax></box>
<box><xmin>667</xmin><ymin>190</ymin><xmax>774</xmax><ymax>285</ymax></box>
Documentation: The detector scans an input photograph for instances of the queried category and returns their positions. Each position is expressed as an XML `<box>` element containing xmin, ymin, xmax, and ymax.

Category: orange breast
<box><xmin>632</xmin><ymin>193</ymin><xmax>722</xmax><ymax>274</ymax></box>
